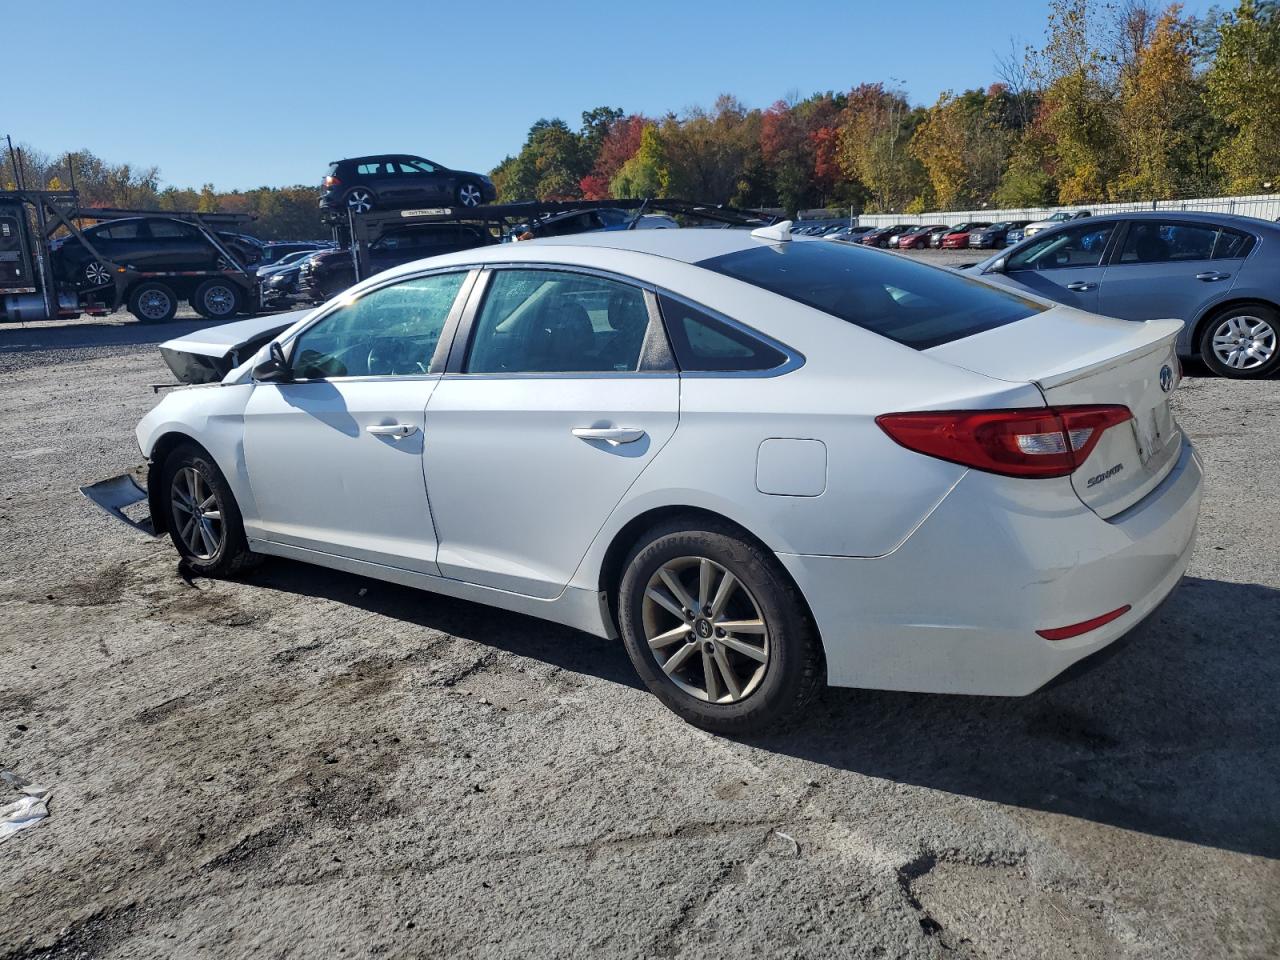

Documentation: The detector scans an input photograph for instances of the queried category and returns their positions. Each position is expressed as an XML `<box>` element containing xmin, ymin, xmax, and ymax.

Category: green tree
<box><xmin>1205</xmin><ymin>0</ymin><xmax>1280</xmax><ymax>191</ymax></box>
<box><xmin>610</xmin><ymin>125</ymin><xmax>668</xmax><ymax>198</ymax></box>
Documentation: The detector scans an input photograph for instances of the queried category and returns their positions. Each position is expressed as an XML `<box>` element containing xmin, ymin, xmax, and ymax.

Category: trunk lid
<box><xmin>927</xmin><ymin>309</ymin><xmax>1184</xmax><ymax>519</ymax></box>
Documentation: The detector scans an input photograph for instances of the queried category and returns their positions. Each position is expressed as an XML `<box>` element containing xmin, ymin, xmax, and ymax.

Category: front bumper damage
<box><xmin>80</xmin><ymin>472</ymin><xmax>161</xmax><ymax>538</ymax></box>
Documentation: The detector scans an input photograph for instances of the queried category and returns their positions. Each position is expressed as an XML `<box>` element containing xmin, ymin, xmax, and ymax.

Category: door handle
<box><xmin>1065</xmin><ymin>281</ymin><xmax>1098</xmax><ymax>292</ymax></box>
<box><xmin>1195</xmin><ymin>271</ymin><xmax>1231</xmax><ymax>282</ymax></box>
<box><xmin>365</xmin><ymin>424</ymin><xmax>419</xmax><ymax>439</ymax></box>
<box><xmin>571</xmin><ymin>426</ymin><xmax>646</xmax><ymax>445</ymax></box>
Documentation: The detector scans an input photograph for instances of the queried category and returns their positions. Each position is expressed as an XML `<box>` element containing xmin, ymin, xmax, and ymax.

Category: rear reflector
<box><xmin>1036</xmin><ymin>605</ymin><xmax>1131</xmax><ymax>641</ymax></box>
<box><xmin>876</xmin><ymin>405</ymin><xmax>1132</xmax><ymax>479</ymax></box>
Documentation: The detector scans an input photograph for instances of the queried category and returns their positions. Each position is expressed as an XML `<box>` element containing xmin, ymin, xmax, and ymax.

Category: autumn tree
<box><xmin>581</xmin><ymin>115</ymin><xmax>649</xmax><ymax>199</ymax></box>
<box><xmin>836</xmin><ymin>84</ymin><xmax>925</xmax><ymax>212</ymax></box>
<box><xmin>610</xmin><ymin>125</ymin><xmax>668</xmax><ymax>198</ymax></box>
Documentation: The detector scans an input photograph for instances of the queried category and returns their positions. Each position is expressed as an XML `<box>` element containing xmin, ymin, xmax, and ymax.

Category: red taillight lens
<box><xmin>323</xmin><ymin>175</ymin><xmax>341</xmax><ymax>188</ymax></box>
<box><xmin>876</xmin><ymin>405</ymin><xmax>1132</xmax><ymax>479</ymax></box>
<box><xmin>1037</xmin><ymin>605</ymin><xmax>1131</xmax><ymax>640</ymax></box>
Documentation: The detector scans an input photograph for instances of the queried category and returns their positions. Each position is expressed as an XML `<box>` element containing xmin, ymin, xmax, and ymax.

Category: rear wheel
<box><xmin>345</xmin><ymin>188</ymin><xmax>375</xmax><ymax>214</ymax></box>
<box><xmin>1199</xmin><ymin>304</ymin><xmax>1279</xmax><ymax>379</ymax></box>
<box><xmin>192</xmin><ymin>279</ymin><xmax>243</xmax><ymax>320</ymax></box>
<box><xmin>128</xmin><ymin>282</ymin><xmax>178</xmax><ymax>323</ymax></box>
<box><xmin>161</xmin><ymin>442</ymin><xmax>257</xmax><ymax>576</ymax></box>
<box><xmin>617</xmin><ymin>519</ymin><xmax>824</xmax><ymax>734</ymax></box>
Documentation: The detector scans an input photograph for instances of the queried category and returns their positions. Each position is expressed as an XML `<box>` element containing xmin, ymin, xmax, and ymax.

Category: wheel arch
<box><xmin>594</xmin><ymin>505</ymin><xmax>820</xmax><ymax>640</ymax></box>
<box><xmin>1190</xmin><ymin>296</ymin><xmax>1280</xmax><ymax>351</ymax></box>
<box><xmin>145</xmin><ymin>431</ymin><xmax>211</xmax><ymax>534</ymax></box>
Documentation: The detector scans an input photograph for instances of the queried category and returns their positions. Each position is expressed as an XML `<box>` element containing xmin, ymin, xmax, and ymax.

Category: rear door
<box><xmin>423</xmin><ymin>267</ymin><xmax>678</xmax><ymax>598</ymax></box>
<box><xmin>1097</xmin><ymin>219</ymin><xmax>1242</xmax><ymax>322</ymax></box>
<box><xmin>994</xmin><ymin>221</ymin><xmax>1118</xmax><ymax>313</ymax></box>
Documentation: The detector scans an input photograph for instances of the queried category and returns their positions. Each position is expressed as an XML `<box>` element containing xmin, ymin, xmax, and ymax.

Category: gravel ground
<box><xmin>1</xmin><ymin>284</ymin><xmax>1278</xmax><ymax>959</ymax></box>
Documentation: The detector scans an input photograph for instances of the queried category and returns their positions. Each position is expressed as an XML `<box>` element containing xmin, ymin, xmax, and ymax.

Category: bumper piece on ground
<box><xmin>80</xmin><ymin>474</ymin><xmax>160</xmax><ymax>537</ymax></box>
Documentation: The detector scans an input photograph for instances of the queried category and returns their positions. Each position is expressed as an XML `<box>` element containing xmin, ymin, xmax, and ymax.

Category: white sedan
<box><xmin>130</xmin><ymin>226</ymin><xmax>1202</xmax><ymax>733</ymax></box>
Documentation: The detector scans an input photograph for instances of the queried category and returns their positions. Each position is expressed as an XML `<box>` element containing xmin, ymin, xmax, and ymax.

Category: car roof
<box><xmin>1038</xmin><ymin>210</ymin><xmax>1280</xmax><ymax>230</ymax></box>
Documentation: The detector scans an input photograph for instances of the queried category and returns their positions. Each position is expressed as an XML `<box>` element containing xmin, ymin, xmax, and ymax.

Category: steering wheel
<box><xmin>366</xmin><ymin>339</ymin><xmax>427</xmax><ymax>376</ymax></box>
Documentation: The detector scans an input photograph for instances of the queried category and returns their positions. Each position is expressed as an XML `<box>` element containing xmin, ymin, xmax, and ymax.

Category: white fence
<box><xmin>803</xmin><ymin>193</ymin><xmax>1280</xmax><ymax>227</ymax></box>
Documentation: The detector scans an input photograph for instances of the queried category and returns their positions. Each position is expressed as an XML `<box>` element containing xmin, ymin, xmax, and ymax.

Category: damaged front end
<box><xmin>158</xmin><ymin>308</ymin><xmax>311</xmax><ymax>384</ymax></box>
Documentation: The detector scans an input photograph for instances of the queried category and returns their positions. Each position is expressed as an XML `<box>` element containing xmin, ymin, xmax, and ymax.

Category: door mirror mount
<box><xmin>985</xmin><ymin>257</ymin><xmax>1007</xmax><ymax>275</ymax></box>
<box><xmin>253</xmin><ymin>340</ymin><xmax>293</xmax><ymax>383</ymax></box>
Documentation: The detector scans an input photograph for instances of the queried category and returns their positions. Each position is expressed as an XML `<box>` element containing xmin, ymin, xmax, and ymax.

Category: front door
<box><xmin>424</xmin><ymin>267</ymin><xmax>679</xmax><ymax>598</ymax></box>
<box><xmin>996</xmin><ymin>220</ymin><xmax>1118</xmax><ymax>313</ymax></box>
<box><xmin>242</xmin><ymin>271</ymin><xmax>470</xmax><ymax>573</ymax></box>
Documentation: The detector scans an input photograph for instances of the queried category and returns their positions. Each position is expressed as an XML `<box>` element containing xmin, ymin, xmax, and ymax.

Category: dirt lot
<box><xmin>1</xmin><ymin>278</ymin><xmax>1278</xmax><ymax>958</ymax></box>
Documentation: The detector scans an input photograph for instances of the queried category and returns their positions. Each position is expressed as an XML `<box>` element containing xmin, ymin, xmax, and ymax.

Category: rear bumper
<box><xmin>779</xmin><ymin>439</ymin><xmax>1202</xmax><ymax>695</ymax></box>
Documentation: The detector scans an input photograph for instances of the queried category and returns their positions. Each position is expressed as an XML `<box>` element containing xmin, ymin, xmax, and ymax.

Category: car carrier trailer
<box><xmin>0</xmin><ymin>189</ymin><xmax>262</xmax><ymax>324</ymax></box>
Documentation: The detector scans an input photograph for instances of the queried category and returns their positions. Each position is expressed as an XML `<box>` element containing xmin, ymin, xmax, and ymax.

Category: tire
<box><xmin>455</xmin><ymin>181</ymin><xmax>484</xmax><ymax>208</ymax></box>
<box><xmin>128</xmin><ymin>282</ymin><xmax>178</xmax><ymax>323</ymax></box>
<box><xmin>344</xmin><ymin>188</ymin><xmax>376</xmax><ymax>214</ymax></box>
<box><xmin>192</xmin><ymin>279</ymin><xmax>243</xmax><ymax>320</ymax></box>
<box><xmin>617</xmin><ymin>518</ymin><xmax>825</xmax><ymax>734</ymax></box>
<box><xmin>1198</xmin><ymin>304</ymin><xmax>1280</xmax><ymax>379</ymax></box>
<box><xmin>82</xmin><ymin>260</ymin><xmax>112</xmax><ymax>289</ymax></box>
<box><xmin>160</xmin><ymin>442</ymin><xmax>258</xmax><ymax>577</ymax></box>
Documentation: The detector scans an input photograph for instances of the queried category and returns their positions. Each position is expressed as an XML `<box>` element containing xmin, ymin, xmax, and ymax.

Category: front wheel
<box><xmin>617</xmin><ymin>519</ymin><xmax>824</xmax><ymax>734</ymax></box>
<box><xmin>161</xmin><ymin>443</ymin><xmax>257</xmax><ymax>576</ymax></box>
<box><xmin>455</xmin><ymin>181</ymin><xmax>484</xmax><ymax>207</ymax></box>
<box><xmin>1199</xmin><ymin>304</ymin><xmax>1279</xmax><ymax>378</ymax></box>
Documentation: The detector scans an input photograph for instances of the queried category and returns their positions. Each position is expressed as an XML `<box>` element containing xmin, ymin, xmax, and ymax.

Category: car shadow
<box><xmin>240</xmin><ymin>563</ymin><xmax>1278</xmax><ymax>859</ymax></box>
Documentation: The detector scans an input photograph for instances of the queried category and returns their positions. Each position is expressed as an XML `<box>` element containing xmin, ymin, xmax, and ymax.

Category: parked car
<box><xmin>967</xmin><ymin>211</ymin><xmax>1279</xmax><ymax>378</ymax></box>
<box><xmin>939</xmin><ymin>222</ymin><xmax>992</xmax><ymax>249</ymax></box>
<box><xmin>895</xmin><ymin>225</ymin><xmax>948</xmax><ymax>250</ymax></box>
<box><xmin>126</xmin><ymin>227</ymin><xmax>1201</xmax><ymax>734</ymax></box>
<box><xmin>256</xmin><ymin>249</ymin><xmax>318</xmax><ymax>279</ymax></box>
<box><xmin>515</xmin><ymin>208</ymin><xmax>676</xmax><ymax>239</ymax></box>
<box><xmin>1023</xmin><ymin>210</ymin><xmax>1092</xmax><ymax>238</ymax></box>
<box><xmin>262</xmin><ymin>253</ymin><xmax>322</xmax><ymax>306</ymax></box>
<box><xmin>319</xmin><ymin>155</ymin><xmax>497</xmax><ymax>216</ymax></box>
<box><xmin>258</xmin><ymin>241</ymin><xmax>330</xmax><ymax>267</ymax></box>
<box><xmin>886</xmin><ymin>226</ymin><xmax>921</xmax><ymax>248</ymax></box>
<box><xmin>299</xmin><ymin>223</ymin><xmax>494</xmax><ymax>302</ymax></box>
<box><xmin>860</xmin><ymin>225</ymin><xmax>916</xmax><ymax>247</ymax></box>
<box><xmin>826</xmin><ymin>226</ymin><xmax>875</xmax><ymax>242</ymax></box>
<box><xmin>969</xmin><ymin>221</ymin><xmax>1031</xmax><ymax>249</ymax></box>
<box><xmin>1005</xmin><ymin>225</ymin><xmax>1028</xmax><ymax>246</ymax></box>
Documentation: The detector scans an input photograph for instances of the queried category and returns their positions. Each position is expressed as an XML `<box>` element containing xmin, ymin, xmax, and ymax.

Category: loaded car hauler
<box><xmin>0</xmin><ymin>189</ymin><xmax>262</xmax><ymax>324</ymax></box>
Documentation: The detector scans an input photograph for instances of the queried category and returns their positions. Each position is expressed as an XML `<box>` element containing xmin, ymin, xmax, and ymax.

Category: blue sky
<box><xmin>8</xmin><ymin>0</ymin><xmax>1220</xmax><ymax>191</ymax></box>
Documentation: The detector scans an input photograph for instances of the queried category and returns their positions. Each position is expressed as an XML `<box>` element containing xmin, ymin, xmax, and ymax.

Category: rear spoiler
<box><xmin>1035</xmin><ymin>318</ymin><xmax>1182</xmax><ymax>391</ymax></box>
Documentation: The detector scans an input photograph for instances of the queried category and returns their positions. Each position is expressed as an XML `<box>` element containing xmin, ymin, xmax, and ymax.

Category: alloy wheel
<box><xmin>458</xmin><ymin>183</ymin><xmax>482</xmax><ymax>207</ymax></box>
<box><xmin>170</xmin><ymin>466</ymin><xmax>224</xmax><ymax>560</ymax></box>
<box><xmin>1211</xmin><ymin>315</ymin><xmax>1275</xmax><ymax>371</ymax></box>
<box><xmin>84</xmin><ymin>261</ymin><xmax>111</xmax><ymax>287</ymax></box>
<box><xmin>642</xmin><ymin>556</ymin><xmax>770</xmax><ymax>704</ymax></box>
<box><xmin>347</xmin><ymin>189</ymin><xmax>373</xmax><ymax>213</ymax></box>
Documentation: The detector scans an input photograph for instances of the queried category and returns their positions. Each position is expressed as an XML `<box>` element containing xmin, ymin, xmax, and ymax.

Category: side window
<box><xmin>657</xmin><ymin>295</ymin><xmax>787</xmax><ymax>372</ymax></box>
<box><xmin>288</xmin><ymin>272</ymin><xmax>466</xmax><ymax>379</ymax></box>
<box><xmin>1119</xmin><ymin>222</ymin><xmax>1216</xmax><ymax>263</ymax></box>
<box><xmin>93</xmin><ymin>221</ymin><xmax>142</xmax><ymax>241</ymax></box>
<box><xmin>398</xmin><ymin>161</ymin><xmax>435</xmax><ymax>174</ymax></box>
<box><xmin>356</xmin><ymin>162</ymin><xmax>387</xmax><ymax>176</ymax></box>
<box><xmin>466</xmin><ymin>269</ymin><xmax>651</xmax><ymax>374</ymax></box>
<box><xmin>148</xmin><ymin>220</ymin><xmax>198</xmax><ymax>239</ymax></box>
<box><xmin>1008</xmin><ymin>222</ymin><xmax>1115</xmax><ymax>271</ymax></box>
<box><xmin>1213</xmin><ymin>229</ymin><xmax>1255</xmax><ymax>260</ymax></box>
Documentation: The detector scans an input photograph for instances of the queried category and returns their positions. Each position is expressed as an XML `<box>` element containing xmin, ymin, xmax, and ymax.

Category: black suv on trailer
<box><xmin>320</xmin><ymin>155</ymin><xmax>497</xmax><ymax>217</ymax></box>
<box><xmin>299</xmin><ymin>222</ymin><xmax>495</xmax><ymax>302</ymax></box>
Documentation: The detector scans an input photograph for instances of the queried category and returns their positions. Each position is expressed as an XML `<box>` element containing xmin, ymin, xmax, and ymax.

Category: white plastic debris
<box><xmin>0</xmin><ymin>770</ymin><xmax>51</xmax><ymax>842</ymax></box>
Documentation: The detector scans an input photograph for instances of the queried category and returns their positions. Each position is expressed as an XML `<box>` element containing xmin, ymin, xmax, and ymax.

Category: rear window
<box><xmin>698</xmin><ymin>241</ymin><xmax>1044</xmax><ymax>350</ymax></box>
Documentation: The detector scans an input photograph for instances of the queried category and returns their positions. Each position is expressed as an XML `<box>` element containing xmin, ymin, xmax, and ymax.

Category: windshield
<box><xmin>699</xmin><ymin>241</ymin><xmax>1044</xmax><ymax>350</ymax></box>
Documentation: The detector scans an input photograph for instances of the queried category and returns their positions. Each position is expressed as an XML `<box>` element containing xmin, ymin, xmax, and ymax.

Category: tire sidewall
<box><xmin>129</xmin><ymin>283</ymin><xmax>177</xmax><ymax>323</ymax></box>
<box><xmin>160</xmin><ymin>444</ymin><xmax>249</xmax><ymax>575</ymax></box>
<box><xmin>194</xmin><ymin>279</ymin><xmax>242</xmax><ymax>320</ymax></box>
<box><xmin>618</xmin><ymin>524</ymin><xmax>816</xmax><ymax>731</ymax></box>
<box><xmin>345</xmin><ymin>188</ymin><xmax>375</xmax><ymax>212</ymax></box>
<box><xmin>1199</xmin><ymin>304</ymin><xmax>1280</xmax><ymax>379</ymax></box>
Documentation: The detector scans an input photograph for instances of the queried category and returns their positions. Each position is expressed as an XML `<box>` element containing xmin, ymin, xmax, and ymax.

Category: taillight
<box><xmin>876</xmin><ymin>405</ymin><xmax>1132</xmax><ymax>479</ymax></box>
<box><xmin>323</xmin><ymin>175</ymin><xmax>341</xmax><ymax>188</ymax></box>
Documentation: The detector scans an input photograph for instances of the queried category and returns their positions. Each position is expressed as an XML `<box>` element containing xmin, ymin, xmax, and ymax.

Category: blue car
<box><xmin>967</xmin><ymin>211</ymin><xmax>1280</xmax><ymax>379</ymax></box>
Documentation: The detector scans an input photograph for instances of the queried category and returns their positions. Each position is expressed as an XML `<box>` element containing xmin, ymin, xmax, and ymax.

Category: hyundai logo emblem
<box><xmin>1159</xmin><ymin>364</ymin><xmax>1174</xmax><ymax>393</ymax></box>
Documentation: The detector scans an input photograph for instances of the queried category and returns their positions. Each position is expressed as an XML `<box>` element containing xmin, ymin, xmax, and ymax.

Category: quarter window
<box><xmin>657</xmin><ymin>295</ymin><xmax>787</xmax><ymax>372</ymax></box>
<box><xmin>466</xmin><ymin>270</ymin><xmax>651</xmax><ymax>374</ymax></box>
<box><xmin>288</xmin><ymin>272</ymin><xmax>466</xmax><ymax>379</ymax></box>
<box><xmin>1213</xmin><ymin>228</ymin><xmax>1254</xmax><ymax>260</ymax></box>
<box><xmin>1007</xmin><ymin>222</ymin><xmax>1115</xmax><ymax>270</ymax></box>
